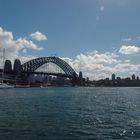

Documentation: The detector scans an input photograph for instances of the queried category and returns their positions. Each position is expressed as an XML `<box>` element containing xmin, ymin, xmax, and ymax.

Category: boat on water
<box><xmin>0</xmin><ymin>83</ymin><xmax>14</xmax><ymax>89</ymax></box>
<box><xmin>40</xmin><ymin>85</ymin><xmax>48</xmax><ymax>88</ymax></box>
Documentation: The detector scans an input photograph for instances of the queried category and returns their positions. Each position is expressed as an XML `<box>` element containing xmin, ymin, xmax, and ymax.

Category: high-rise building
<box><xmin>132</xmin><ymin>74</ymin><xmax>135</xmax><ymax>80</ymax></box>
<box><xmin>112</xmin><ymin>74</ymin><xmax>116</xmax><ymax>81</ymax></box>
<box><xmin>79</xmin><ymin>71</ymin><xmax>83</xmax><ymax>86</ymax></box>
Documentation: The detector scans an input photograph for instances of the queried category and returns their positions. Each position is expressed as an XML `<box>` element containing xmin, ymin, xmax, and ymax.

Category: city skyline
<box><xmin>0</xmin><ymin>0</ymin><xmax>140</xmax><ymax>80</ymax></box>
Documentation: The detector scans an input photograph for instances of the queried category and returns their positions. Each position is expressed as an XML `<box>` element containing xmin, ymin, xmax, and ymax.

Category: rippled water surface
<box><xmin>0</xmin><ymin>87</ymin><xmax>140</xmax><ymax>139</ymax></box>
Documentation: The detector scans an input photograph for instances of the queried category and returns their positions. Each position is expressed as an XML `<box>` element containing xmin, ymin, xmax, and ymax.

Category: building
<box><xmin>112</xmin><ymin>74</ymin><xmax>116</xmax><ymax>81</ymax></box>
<box><xmin>132</xmin><ymin>74</ymin><xmax>135</xmax><ymax>80</ymax></box>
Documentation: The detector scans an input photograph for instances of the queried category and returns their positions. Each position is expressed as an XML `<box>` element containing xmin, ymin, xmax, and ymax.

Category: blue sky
<box><xmin>0</xmin><ymin>0</ymin><xmax>140</xmax><ymax>79</ymax></box>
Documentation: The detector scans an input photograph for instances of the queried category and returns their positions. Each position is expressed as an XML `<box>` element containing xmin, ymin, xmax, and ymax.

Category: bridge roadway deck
<box><xmin>0</xmin><ymin>69</ymin><xmax>74</xmax><ymax>78</ymax></box>
<box><xmin>23</xmin><ymin>71</ymin><xmax>73</xmax><ymax>78</ymax></box>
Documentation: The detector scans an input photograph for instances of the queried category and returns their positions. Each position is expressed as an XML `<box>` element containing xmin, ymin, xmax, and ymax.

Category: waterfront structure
<box><xmin>95</xmin><ymin>74</ymin><xmax>140</xmax><ymax>87</ymax></box>
<box><xmin>132</xmin><ymin>74</ymin><xmax>135</xmax><ymax>80</ymax></box>
<box><xmin>112</xmin><ymin>74</ymin><xmax>115</xmax><ymax>81</ymax></box>
<box><xmin>22</xmin><ymin>57</ymin><xmax>76</xmax><ymax>78</ymax></box>
<box><xmin>2</xmin><ymin>56</ymin><xmax>140</xmax><ymax>87</ymax></box>
<box><xmin>4</xmin><ymin>60</ymin><xmax>12</xmax><ymax>73</ymax></box>
<box><xmin>0</xmin><ymin>57</ymin><xmax>83</xmax><ymax>86</ymax></box>
<box><xmin>79</xmin><ymin>71</ymin><xmax>83</xmax><ymax>86</ymax></box>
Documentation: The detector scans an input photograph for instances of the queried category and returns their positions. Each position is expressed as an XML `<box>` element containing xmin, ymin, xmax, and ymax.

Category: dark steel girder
<box><xmin>21</xmin><ymin>57</ymin><xmax>77</xmax><ymax>77</ymax></box>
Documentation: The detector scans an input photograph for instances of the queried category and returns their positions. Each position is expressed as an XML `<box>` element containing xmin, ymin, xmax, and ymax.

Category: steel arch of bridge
<box><xmin>21</xmin><ymin>57</ymin><xmax>76</xmax><ymax>78</ymax></box>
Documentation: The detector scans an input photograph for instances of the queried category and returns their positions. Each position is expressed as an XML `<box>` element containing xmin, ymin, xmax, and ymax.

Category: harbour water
<box><xmin>0</xmin><ymin>87</ymin><xmax>140</xmax><ymax>139</ymax></box>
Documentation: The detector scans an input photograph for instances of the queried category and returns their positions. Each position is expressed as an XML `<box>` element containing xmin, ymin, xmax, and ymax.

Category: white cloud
<box><xmin>121</xmin><ymin>38</ymin><xmax>132</xmax><ymax>42</ymax></box>
<box><xmin>16</xmin><ymin>38</ymin><xmax>43</xmax><ymax>51</ymax></box>
<box><xmin>19</xmin><ymin>55</ymin><xmax>36</xmax><ymax>64</ymax></box>
<box><xmin>62</xmin><ymin>51</ymin><xmax>121</xmax><ymax>80</ymax></box>
<box><xmin>119</xmin><ymin>45</ymin><xmax>140</xmax><ymax>54</ymax></box>
<box><xmin>30</xmin><ymin>31</ymin><xmax>47</xmax><ymax>41</ymax></box>
<box><xmin>100</xmin><ymin>5</ymin><xmax>105</xmax><ymax>11</ymax></box>
<box><xmin>0</xmin><ymin>27</ymin><xmax>43</xmax><ymax>68</ymax></box>
<box><xmin>75</xmin><ymin>52</ymin><xmax>119</xmax><ymax>65</ymax></box>
<box><xmin>114</xmin><ymin>63</ymin><xmax>140</xmax><ymax>73</ymax></box>
<box><xmin>62</xmin><ymin>50</ymin><xmax>140</xmax><ymax>80</ymax></box>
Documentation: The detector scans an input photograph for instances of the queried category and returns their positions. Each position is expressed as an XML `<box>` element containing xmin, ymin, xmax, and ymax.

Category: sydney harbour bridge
<box><xmin>0</xmin><ymin>57</ymin><xmax>84</xmax><ymax>86</ymax></box>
